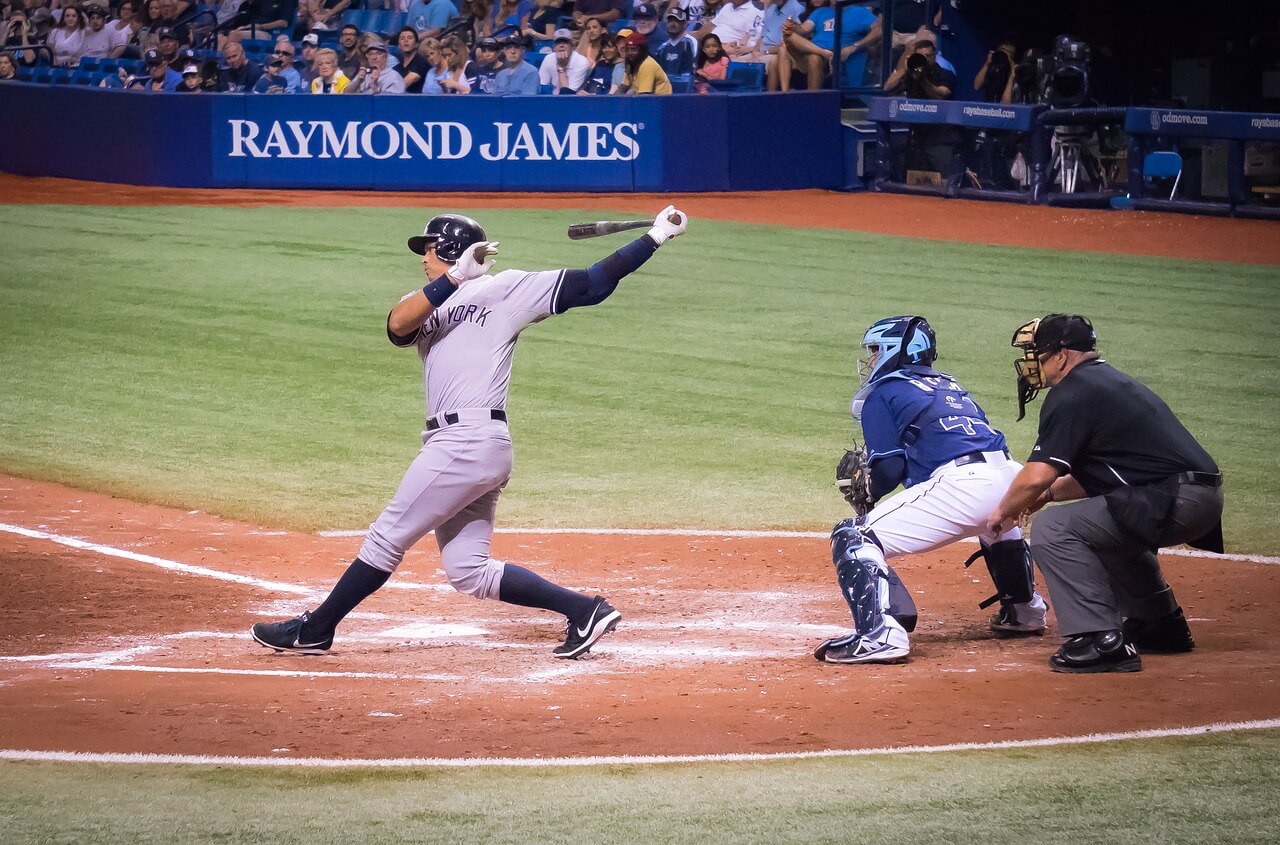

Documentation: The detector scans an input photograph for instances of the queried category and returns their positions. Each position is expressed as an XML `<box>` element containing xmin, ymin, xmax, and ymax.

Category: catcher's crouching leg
<box><xmin>965</xmin><ymin>538</ymin><xmax>1048</xmax><ymax>636</ymax></box>
<box><xmin>814</xmin><ymin>518</ymin><xmax>912</xmax><ymax>664</ymax></box>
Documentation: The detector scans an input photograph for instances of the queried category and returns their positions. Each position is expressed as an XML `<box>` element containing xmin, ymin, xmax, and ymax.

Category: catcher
<box><xmin>814</xmin><ymin>315</ymin><xmax>1049</xmax><ymax>664</ymax></box>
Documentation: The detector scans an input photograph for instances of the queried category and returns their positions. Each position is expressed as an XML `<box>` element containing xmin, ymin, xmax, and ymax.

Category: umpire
<box><xmin>986</xmin><ymin>314</ymin><xmax>1223</xmax><ymax>674</ymax></box>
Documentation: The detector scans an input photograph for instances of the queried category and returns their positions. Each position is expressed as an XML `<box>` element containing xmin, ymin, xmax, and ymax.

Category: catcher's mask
<box><xmin>852</xmin><ymin>316</ymin><xmax>937</xmax><ymax>419</ymax></box>
<box><xmin>1012</xmin><ymin>313</ymin><xmax>1097</xmax><ymax>420</ymax></box>
<box><xmin>408</xmin><ymin>214</ymin><xmax>486</xmax><ymax>262</ymax></box>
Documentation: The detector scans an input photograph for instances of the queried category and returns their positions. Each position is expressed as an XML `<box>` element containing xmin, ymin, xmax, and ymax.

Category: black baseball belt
<box><xmin>951</xmin><ymin>448</ymin><xmax>1011</xmax><ymax>468</ymax></box>
<box><xmin>426</xmin><ymin>409</ymin><xmax>507</xmax><ymax>431</ymax></box>
<box><xmin>1177</xmin><ymin>471</ymin><xmax>1222</xmax><ymax>487</ymax></box>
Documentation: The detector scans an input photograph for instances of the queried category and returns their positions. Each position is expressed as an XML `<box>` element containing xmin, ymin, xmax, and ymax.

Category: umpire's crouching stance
<box><xmin>985</xmin><ymin>315</ymin><xmax>1223</xmax><ymax>674</ymax></box>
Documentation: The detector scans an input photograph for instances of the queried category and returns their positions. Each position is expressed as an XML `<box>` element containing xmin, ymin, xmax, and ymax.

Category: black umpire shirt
<box><xmin>1027</xmin><ymin>359</ymin><xmax>1218</xmax><ymax>497</ymax></box>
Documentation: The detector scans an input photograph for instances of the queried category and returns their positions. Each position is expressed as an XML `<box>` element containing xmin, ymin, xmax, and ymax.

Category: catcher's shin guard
<box><xmin>830</xmin><ymin>518</ymin><xmax>896</xmax><ymax>637</ymax></box>
<box><xmin>965</xmin><ymin>538</ymin><xmax>1035</xmax><ymax>609</ymax></box>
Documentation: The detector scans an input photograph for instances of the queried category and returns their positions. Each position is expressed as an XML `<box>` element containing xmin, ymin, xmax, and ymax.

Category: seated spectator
<box><xmin>692</xmin><ymin>31</ymin><xmax>726</xmax><ymax>92</ymax></box>
<box><xmin>490</xmin><ymin>0</ymin><xmax>524</xmax><ymax>34</ymax></box>
<box><xmin>494</xmin><ymin>34</ymin><xmax>537</xmax><ymax>93</ymax></box>
<box><xmin>582</xmin><ymin>33</ymin><xmax>621</xmax><ymax>94</ymax></box>
<box><xmin>310</xmin><ymin>46</ymin><xmax>349</xmax><ymax>91</ymax></box>
<box><xmin>47</xmin><ymin>3</ymin><xmax>87</xmax><ymax>67</ymax></box>
<box><xmin>137</xmin><ymin>0</ymin><xmax>163</xmax><ymax>46</ymax></box>
<box><xmin>620</xmin><ymin>29</ymin><xmax>670</xmax><ymax>94</ymax></box>
<box><xmin>573</xmin><ymin>16</ymin><xmax>605</xmax><ymax>65</ymax></box>
<box><xmin>0</xmin><ymin>51</ymin><xmax>17</xmax><ymax>80</ymax></box>
<box><xmin>471</xmin><ymin>34</ymin><xmax>505</xmax><ymax>93</ymax></box>
<box><xmin>296</xmin><ymin>32</ymin><xmax>320</xmax><ymax>86</ymax></box>
<box><xmin>176</xmin><ymin>60</ymin><xmax>202</xmax><ymax>91</ymax></box>
<box><xmin>267</xmin><ymin>35</ymin><xmax>302</xmax><ymax>90</ymax></box>
<box><xmin>198</xmin><ymin>57</ymin><xmax>224</xmax><ymax>90</ymax></box>
<box><xmin>253</xmin><ymin>53</ymin><xmax>291</xmax><ymax>92</ymax></box>
<box><xmin>154</xmin><ymin>25</ymin><xmax>181</xmax><ymax>66</ymax></box>
<box><xmin>519</xmin><ymin>0</ymin><xmax>558</xmax><ymax>42</ymax></box>
<box><xmin>572</xmin><ymin>0</ymin><xmax>618</xmax><ymax>29</ymax></box>
<box><xmin>406</xmin><ymin>0</ymin><xmax>456</xmax><ymax>39</ymax></box>
<box><xmin>392</xmin><ymin>26</ymin><xmax>427</xmax><ymax>90</ymax></box>
<box><xmin>469</xmin><ymin>0</ymin><xmax>494</xmax><ymax>40</ymax></box>
<box><xmin>345</xmin><ymin>37</ymin><xmax>406</xmax><ymax>92</ymax></box>
<box><xmin>974</xmin><ymin>38</ymin><xmax>1016</xmax><ymax>104</ymax></box>
<box><xmin>751</xmin><ymin>0</ymin><xmax>801</xmax><ymax>66</ymax></box>
<box><xmin>80</xmin><ymin>4</ymin><xmax>127</xmax><ymax>59</ymax></box>
<box><xmin>3</xmin><ymin>8</ymin><xmax>38</xmax><ymax>65</ymax></box>
<box><xmin>433</xmin><ymin>33</ymin><xmax>472</xmax><ymax>93</ymax></box>
<box><xmin>539</xmin><ymin>28</ymin><xmax>590</xmax><ymax>94</ymax></box>
<box><xmin>707</xmin><ymin>0</ymin><xmax>761</xmax><ymax>59</ymax></box>
<box><xmin>156</xmin><ymin>0</ymin><xmax>190</xmax><ymax>45</ymax></box>
<box><xmin>632</xmin><ymin>3</ymin><xmax>662</xmax><ymax>49</ymax></box>
<box><xmin>122</xmin><ymin>46</ymin><xmax>181</xmax><ymax>89</ymax></box>
<box><xmin>419</xmin><ymin>36</ymin><xmax>448</xmax><ymax>92</ymax></box>
<box><xmin>654</xmin><ymin>8</ymin><xmax>695</xmax><ymax>76</ymax></box>
<box><xmin>295</xmin><ymin>0</ymin><xmax>351</xmax><ymax>37</ymax></box>
<box><xmin>26</xmin><ymin>6</ymin><xmax>55</xmax><ymax>43</ymax></box>
<box><xmin>768</xmin><ymin>0</ymin><xmax>829</xmax><ymax>92</ymax></box>
<box><xmin>227</xmin><ymin>0</ymin><xmax>292</xmax><ymax>43</ymax></box>
<box><xmin>336</xmin><ymin>23</ymin><xmax>362</xmax><ymax>77</ymax></box>
<box><xmin>109</xmin><ymin>0</ymin><xmax>141</xmax><ymax>50</ymax></box>
<box><xmin>220</xmin><ymin>38</ymin><xmax>262</xmax><ymax>91</ymax></box>
<box><xmin>689</xmin><ymin>0</ymin><xmax>726</xmax><ymax>42</ymax></box>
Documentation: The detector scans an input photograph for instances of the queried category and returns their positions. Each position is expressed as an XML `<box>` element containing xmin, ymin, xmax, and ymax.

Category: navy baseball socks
<box><xmin>251</xmin><ymin>559</ymin><xmax>389</xmax><ymax>654</ymax></box>
<box><xmin>499</xmin><ymin>565</ymin><xmax>621</xmax><ymax>659</ymax></box>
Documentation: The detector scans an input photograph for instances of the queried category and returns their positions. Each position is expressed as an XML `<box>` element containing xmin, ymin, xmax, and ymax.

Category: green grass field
<box><xmin>2</xmin><ymin>204</ymin><xmax>1279</xmax><ymax>842</ymax></box>
<box><xmin>3</xmin><ymin>729</ymin><xmax>1280</xmax><ymax>844</ymax></box>
<box><xmin>1</xmin><ymin>205</ymin><xmax>1277</xmax><ymax>548</ymax></box>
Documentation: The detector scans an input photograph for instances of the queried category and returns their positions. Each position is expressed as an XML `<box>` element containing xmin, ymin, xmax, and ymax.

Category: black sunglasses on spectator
<box><xmin>273</xmin><ymin>49</ymin><xmax>294</xmax><ymax>56</ymax></box>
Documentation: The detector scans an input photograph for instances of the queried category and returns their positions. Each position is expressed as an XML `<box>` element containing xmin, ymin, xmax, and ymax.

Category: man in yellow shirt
<box><xmin>621</xmin><ymin>30</ymin><xmax>672</xmax><ymax>95</ymax></box>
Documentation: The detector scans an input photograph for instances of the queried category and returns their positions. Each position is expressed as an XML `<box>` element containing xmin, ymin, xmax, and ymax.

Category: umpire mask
<box><xmin>1012</xmin><ymin>314</ymin><xmax>1097</xmax><ymax>420</ymax></box>
<box><xmin>1011</xmin><ymin>318</ymin><xmax>1043</xmax><ymax>421</ymax></box>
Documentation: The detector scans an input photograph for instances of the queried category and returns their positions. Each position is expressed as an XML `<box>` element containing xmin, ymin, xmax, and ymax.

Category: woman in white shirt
<box><xmin>47</xmin><ymin>4</ymin><xmax>87</xmax><ymax>67</ymax></box>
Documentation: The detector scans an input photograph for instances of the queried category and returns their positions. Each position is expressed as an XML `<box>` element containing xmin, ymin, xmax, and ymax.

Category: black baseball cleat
<box><xmin>554</xmin><ymin>596</ymin><xmax>621</xmax><ymax>659</ymax></box>
<box><xmin>1049</xmin><ymin>630</ymin><xmax>1142</xmax><ymax>673</ymax></box>
<box><xmin>250</xmin><ymin>611</ymin><xmax>333</xmax><ymax>655</ymax></box>
<box><xmin>1122</xmin><ymin>607</ymin><xmax>1195</xmax><ymax>653</ymax></box>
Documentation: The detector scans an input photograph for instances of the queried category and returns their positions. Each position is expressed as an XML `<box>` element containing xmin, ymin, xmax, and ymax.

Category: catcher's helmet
<box><xmin>858</xmin><ymin>315</ymin><xmax>938</xmax><ymax>387</ymax></box>
<box><xmin>407</xmin><ymin>214</ymin><xmax>486</xmax><ymax>262</ymax></box>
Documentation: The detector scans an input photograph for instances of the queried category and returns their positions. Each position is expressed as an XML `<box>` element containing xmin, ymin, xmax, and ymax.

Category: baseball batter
<box><xmin>252</xmin><ymin>206</ymin><xmax>689</xmax><ymax>659</ymax></box>
<box><xmin>814</xmin><ymin>315</ymin><xmax>1048</xmax><ymax>664</ymax></box>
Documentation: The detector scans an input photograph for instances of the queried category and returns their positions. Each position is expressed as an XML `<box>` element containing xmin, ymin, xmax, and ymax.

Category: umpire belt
<box><xmin>1177</xmin><ymin>470</ymin><xmax>1222</xmax><ymax>488</ymax></box>
<box><xmin>426</xmin><ymin>408</ymin><xmax>507</xmax><ymax>431</ymax></box>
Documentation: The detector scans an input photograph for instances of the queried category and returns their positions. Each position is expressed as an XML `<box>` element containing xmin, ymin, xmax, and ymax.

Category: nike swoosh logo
<box><xmin>292</xmin><ymin>637</ymin><xmax>327</xmax><ymax>648</ymax></box>
<box><xmin>575</xmin><ymin>606</ymin><xmax>601</xmax><ymax>639</ymax></box>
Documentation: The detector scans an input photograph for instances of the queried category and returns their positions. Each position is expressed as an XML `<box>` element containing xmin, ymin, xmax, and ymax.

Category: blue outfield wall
<box><xmin>0</xmin><ymin>85</ymin><xmax>842</xmax><ymax>192</ymax></box>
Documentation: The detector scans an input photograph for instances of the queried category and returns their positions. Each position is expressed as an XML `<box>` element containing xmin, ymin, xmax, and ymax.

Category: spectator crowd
<box><xmin>0</xmin><ymin>0</ymin><xmax>895</xmax><ymax>93</ymax></box>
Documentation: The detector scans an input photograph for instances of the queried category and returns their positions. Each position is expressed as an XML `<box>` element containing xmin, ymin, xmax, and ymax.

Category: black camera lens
<box><xmin>907</xmin><ymin>53</ymin><xmax>927</xmax><ymax>72</ymax></box>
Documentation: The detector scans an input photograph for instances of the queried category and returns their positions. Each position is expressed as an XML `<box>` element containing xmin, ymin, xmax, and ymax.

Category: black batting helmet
<box><xmin>407</xmin><ymin>214</ymin><xmax>486</xmax><ymax>262</ymax></box>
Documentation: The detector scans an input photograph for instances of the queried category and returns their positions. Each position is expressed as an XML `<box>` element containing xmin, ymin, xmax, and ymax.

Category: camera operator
<box><xmin>885</xmin><ymin>39</ymin><xmax>959</xmax><ymax>183</ymax></box>
<box><xmin>974</xmin><ymin>39</ymin><xmax>1015</xmax><ymax>104</ymax></box>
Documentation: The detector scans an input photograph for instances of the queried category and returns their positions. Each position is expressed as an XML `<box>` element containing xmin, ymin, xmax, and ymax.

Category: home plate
<box><xmin>376</xmin><ymin>623</ymin><xmax>491</xmax><ymax>639</ymax></box>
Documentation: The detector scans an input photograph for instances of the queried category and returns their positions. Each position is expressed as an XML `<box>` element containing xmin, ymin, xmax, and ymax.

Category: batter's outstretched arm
<box><xmin>552</xmin><ymin>235</ymin><xmax>658</xmax><ymax>314</ymax></box>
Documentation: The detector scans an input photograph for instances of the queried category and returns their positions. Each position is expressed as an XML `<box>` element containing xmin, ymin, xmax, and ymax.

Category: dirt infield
<box><xmin>2</xmin><ymin>474</ymin><xmax>1279</xmax><ymax>761</ymax></box>
<box><xmin>3</xmin><ymin>173</ymin><xmax>1279</xmax><ymax>265</ymax></box>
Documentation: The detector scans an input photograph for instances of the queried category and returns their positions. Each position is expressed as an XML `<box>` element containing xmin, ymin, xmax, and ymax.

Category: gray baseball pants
<box><xmin>1029</xmin><ymin>484</ymin><xmax>1224</xmax><ymax>636</ymax></box>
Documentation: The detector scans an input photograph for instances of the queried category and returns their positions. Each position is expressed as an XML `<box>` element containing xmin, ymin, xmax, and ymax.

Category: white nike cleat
<box><xmin>553</xmin><ymin>596</ymin><xmax>621</xmax><ymax>659</ymax></box>
<box><xmin>250</xmin><ymin>611</ymin><xmax>333</xmax><ymax>655</ymax></box>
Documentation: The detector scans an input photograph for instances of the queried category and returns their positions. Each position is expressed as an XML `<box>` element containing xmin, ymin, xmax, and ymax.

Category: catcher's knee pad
<box><xmin>966</xmin><ymin>538</ymin><xmax>1035</xmax><ymax>608</ymax></box>
<box><xmin>831</xmin><ymin>519</ymin><xmax>894</xmax><ymax>637</ymax></box>
<box><xmin>442</xmin><ymin>555</ymin><xmax>504</xmax><ymax>600</ymax></box>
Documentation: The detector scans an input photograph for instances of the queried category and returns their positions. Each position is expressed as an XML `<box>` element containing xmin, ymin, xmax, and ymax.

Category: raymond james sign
<box><xmin>226</xmin><ymin>119</ymin><xmax>644</xmax><ymax>162</ymax></box>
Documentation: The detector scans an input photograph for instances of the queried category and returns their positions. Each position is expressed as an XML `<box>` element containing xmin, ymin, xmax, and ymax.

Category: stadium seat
<box><xmin>79</xmin><ymin>56</ymin><xmax>102</xmax><ymax>72</ymax></box>
<box><xmin>668</xmin><ymin>72</ymin><xmax>691</xmax><ymax>94</ymax></box>
<box><xmin>725</xmin><ymin>62</ymin><xmax>764</xmax><ymax>91</ymax></box>
<box><xmin>609</xmin><ymin>19</ymin><xmax>633</xmax><ymax>33</ymax></box>
<box><xmin>31</xmin><ymin>67</ymin><xmax>53</xmax><ymax>84</ymax></box>
<box><xmin>341</xmin><ymin>9</ymin><xmax>369</xmax><ymax>30</ymax></box>
<box><xmin>16</xmin><ymin>65</ymin><xmax>33</xmax><ymax>81</ymax></box>
<box><xmin>71</xmin><ymin>71</ymin><xmax>95</xmax><ymax>85</ymax></box>
<box><xmin>1143</xmin><ymin>151</ymin><xmax>1182</xmax><ymax>199</ymax></box>
<box><xmin>384</xmin><ymin>11</ymin><xmax>408</xmax><ymax>32</ymax></box>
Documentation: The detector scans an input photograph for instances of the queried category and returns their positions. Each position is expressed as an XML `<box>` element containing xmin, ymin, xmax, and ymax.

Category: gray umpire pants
<box><xmin>1029</xmin><ymin>484</ymin><xmax>1224</xmax><ymax>637</ymax></box>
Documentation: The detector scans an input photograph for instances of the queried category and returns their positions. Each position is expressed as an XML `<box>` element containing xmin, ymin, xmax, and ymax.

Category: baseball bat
<box><xmin>566</xmin><ymin>219</ymin><xmax>653</xmax><ymax>240</ymax></box>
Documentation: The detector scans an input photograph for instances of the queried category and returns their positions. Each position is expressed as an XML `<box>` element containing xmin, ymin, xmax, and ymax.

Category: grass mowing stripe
<box><xmin>0</xmin><ymin>205</ymin><xmax>1276</xmax><ymax>548</ymax></box>
<box><xmin>2</xmin><ymin>730</ymin><xmax>1279</xmax><ymax>843</ymax></box>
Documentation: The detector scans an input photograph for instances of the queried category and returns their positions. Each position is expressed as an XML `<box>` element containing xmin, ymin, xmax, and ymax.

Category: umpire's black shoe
<box><xmin>553</xmin><ymin>596</ymin><xmax>621</xmax><ymax>659</ymax></box>
<box><xmin>251</xmin><ymin>611</ymin><xmax>333</xmax><ymax>655</ymax></box>
<box><xmin>1123</xmin><ymin>607</ymin><xmax>1195</xmax><ymax>653</ymax></box>
<box><xmin>1049</xmin><ymin>630</ymin><xmax>1141</xmax><ymax>673</ymax></box>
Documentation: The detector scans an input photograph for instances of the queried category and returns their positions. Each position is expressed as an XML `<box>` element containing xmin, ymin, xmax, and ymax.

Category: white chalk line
<box><xmin>321</xmin><ymin>526</ymin><xmax>1280</xmax><ymax>565</ymax></box>
<box><xmin>2</xmin><ymin>718</ymin><xmax>1278</xmax><ymax>770</ymax></box>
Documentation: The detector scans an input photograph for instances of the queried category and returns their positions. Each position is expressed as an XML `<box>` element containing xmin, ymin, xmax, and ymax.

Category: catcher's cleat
<box><xmin>815</xmin><ymin>622</ymin><xmax>910</xmax><ymax>665</ymax></box>
<box><xmin>990</xmin><ymin>594</ymin><xmax>1048</xmax><ymax>637</ymax></box>
<box><xmin>554</xmin><ymin>596</ymin><xmax>621</xmax><ymax>659</ymax></box>
<box><xmin>250</xmin><ymin>611</ymin><xmax>333</xmax><ymax>655</ymax></box>
<box><xmin>1049</xmin><ymin>630</ymin><xmax>1141</xmax><ymax>674</ymax></box>
<box><xmin>1122</xmin><ymin>607</ymin><xmax>1194</xmax><ymax>653</ymax></box>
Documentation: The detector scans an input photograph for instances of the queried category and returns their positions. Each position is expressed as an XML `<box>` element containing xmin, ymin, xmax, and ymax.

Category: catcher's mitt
<box><xmin>836</xmin><ymin>446</ymin><xmax>875</xmax><ymax>517</ymax></box>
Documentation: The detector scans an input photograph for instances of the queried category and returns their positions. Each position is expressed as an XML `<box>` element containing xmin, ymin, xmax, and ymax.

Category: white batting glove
<box><xmin>648</xmin><ymin>205</ymin><xmax>688</xmax><ymax>246</ymax></box>
<box><xmin>447</xmin><ymin>241</ymin><xmax>499</xmax><ymax>284</ymax></box>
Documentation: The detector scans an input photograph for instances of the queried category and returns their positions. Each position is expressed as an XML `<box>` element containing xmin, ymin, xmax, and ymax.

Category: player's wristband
<box><xmin>423</xmin><ymin>276</ymin><xmax>457</xmax><ymax>308</ymax></box>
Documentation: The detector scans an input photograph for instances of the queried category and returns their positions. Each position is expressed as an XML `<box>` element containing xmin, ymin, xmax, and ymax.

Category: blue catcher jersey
<box><xmin>857</xmin><ymin>366</ymin><xmax>1008</xmax><ymax>486</ymax></box>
